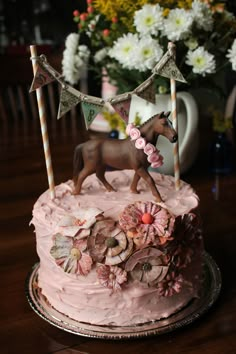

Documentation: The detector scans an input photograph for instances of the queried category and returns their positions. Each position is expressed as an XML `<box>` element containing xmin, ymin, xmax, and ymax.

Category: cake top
<box><xmin>34</xmin><ymin>171</ymin><xmax>198</xmax><ymax>221</ymax></box>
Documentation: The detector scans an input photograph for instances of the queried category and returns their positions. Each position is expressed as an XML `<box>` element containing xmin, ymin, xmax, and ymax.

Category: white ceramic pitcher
<box><xmin>154</xmin><ymin>92</ymin><xmax>199</xmax><ymax>175</ymax></box>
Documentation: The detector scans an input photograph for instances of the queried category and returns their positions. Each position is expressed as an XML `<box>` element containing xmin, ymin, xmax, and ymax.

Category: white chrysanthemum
<box><xmin>133</xmin><ymin>37</ymin><xmax>163</xmax><ymax>72</ymax></box>
<box><xmin>78</xmin><ymin>45</ymin><xmax>90</xmax><ymax>61</ymax></box>
<box><xmin>134</xmin><ymin>4</ymin><xmax>164</xmax><ymax>36</ymax></box>
<box><xmin>94</xmin><ymin>48</ymin><xmax>108</xmax><ymax>63</ymax></box>
<box><xmin>64</xmin><ymin>33</ymin><xmax>80</xmax><ymax>54</ymax></box>
<box><xmin>62</xmin><ymin>33</ymin><xmax>90</xmax><ymax>85</ymax></box>
<box><xmin>227</xmin><ymin>39</ymin><xmax>236</xmax><ymax>71</ymax></box>
<box><xmin>108</xmin><ymin>33</ymin><xmax>139</xmax><ymax>69</ymax></box>
<box><xmin>191</xmin><ymin>0</ymin><xmax>213</xmax><ymax>31</ymax></box>
<box><xmin>186</xmin><ymin>46</ymin><xmax>216</xmax><ymax>76</ymax></box>
<box><xmin>163</xmin><ymin>8</ymin><xmax>193</xmax><ymax>41</ymax></box>
<box><xmin>184</xmin><ymin>37</ymin><xmax>198</xmax><ymax>50</ymax></box>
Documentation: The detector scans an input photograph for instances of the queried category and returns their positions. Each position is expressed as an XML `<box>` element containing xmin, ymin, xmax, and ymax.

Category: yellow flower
<box><xmin>163</xmin><ymin>8</ymin><xmax>170</xmax><ymax>17</ymax></box>
<box><xmin>93</xmin><ymin>0</ymin><xmax>147</xmax><ymax>21</ymax></box>
<box><xmin>177</xmin><ymin>0</ymin><xmax>192</xmax><ymax>9</ymax></box>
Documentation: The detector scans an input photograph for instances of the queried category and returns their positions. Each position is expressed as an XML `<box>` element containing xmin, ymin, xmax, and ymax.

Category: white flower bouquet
<box><xmin>62</xmin><ymin>0</ymin><xmax>236</xmax><ymax>96</ymax></box>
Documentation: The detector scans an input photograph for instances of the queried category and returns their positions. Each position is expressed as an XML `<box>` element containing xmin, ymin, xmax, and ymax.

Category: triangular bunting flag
<box><xmin>134</xmin><ymin>77</ymin><xmax>156</xmax><ymax>104</ymax></box>
<box><xmin>153</xmin><ymin>56</ymin><xmax>187</xmax><ymax>83</ymax></box>
<box><xmin>81</xmin><ymin>101</ymin><xmax>104</xmax><ymax>129</ymax></box>
<box><xmin>110</xmin><ymin>98</ymin><xmax>131</xmax><ymax>124</ymax></box>
<box><xmin>30</xmin><ymin>60</ymin><xmax>55</xmax><ymax>92</ymax></box>
<box><xmin>108</xmin><ymin>93</ymin><xmax>132</xmax><ymax>124</ymax></box>
<box><xmin>57</xmin><ymin>87</ymin><xmax>81</xmax><ymax>119</ymax></box>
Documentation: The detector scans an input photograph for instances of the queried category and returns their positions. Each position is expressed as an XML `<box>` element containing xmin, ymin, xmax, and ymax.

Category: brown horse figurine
<box><xmin>73</xmin><ymin>111</ymin><xmax>177</xmax><ymax>202</ymax></box>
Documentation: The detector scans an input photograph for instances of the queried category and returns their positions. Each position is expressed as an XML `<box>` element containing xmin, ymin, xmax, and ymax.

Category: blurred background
<box><xmin>0</xmin><ymin>0</ymin><xmax>236</xmax><ymax>179</ymax></box>
<box><xmin>0</xmin><ymin>0</ymin><xmax>85</xmax><ymax>51</ymax></box>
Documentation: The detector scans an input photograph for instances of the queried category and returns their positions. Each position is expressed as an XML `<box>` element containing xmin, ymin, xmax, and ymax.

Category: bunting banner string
<box><xmin>29</xmin><ymin>45</ymin><xmax>187</xmax><ymax>128</ymax></box>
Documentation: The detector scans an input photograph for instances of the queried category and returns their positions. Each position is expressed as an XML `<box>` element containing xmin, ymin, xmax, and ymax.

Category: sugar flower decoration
<box><xmin>191</xmin><ymin>0</ymin><xmax>213</xmax><ymax>32</ymax></box>
<box><xmin>88</xmin><ymin>217</ymin><xmax>133</xmax><ymax>265</ymax></box>
<box><xmin>119</xmin><ymin>201</ymin><xmax>175</xmax><ymax>248</ymax></box>
<box><xmin>134</xmin><ymin>4</ymin><xmax>164</xmax><ymax>36</ymax></box>
<box><xmin>50</xmin><ymin>233</ymin><xmax>92</xmax><ymax>275</ymax></box>
<box><xmin>227</xmin><ymin>39</ymin><xmax>236</xmax><ymax>71</ymax></box>
<box><xmin>135</xmin><ymin>137</ymin><xmax>146</xmax><ymax>150</ymax></box>
<box><xmin>129</xmin><ymin>126</ymin><xmax>141</xmax><ymax>140</ymax></box>
<box><xmin>57</xmin><ymin>207</ymin><xmax>103</xmax><ymax>237</ymax></box>
<box><xmin>171</xmin><ymin>212</ymin><xmax>202</xmax><ymax>269</ymax></box>
<box><xmin>157</xmin><ymin>272</ymin><xmax>184</xmax><ymax>297</ymax></box>
<box><xmin>96</xmin><ymin>264</ymin><xmax>127</xmax><ymax>291</ymax></box>
<box><xmin>186</xmin><ymin>46</ymin><xmax>216</xmax><ymax>76</ymax></box>
<box><xmin>62</xmin><ymin>33</ymin><xmax>90</xmax><ymax>85</ymax></box>
<box><xmin>163</xmin><ymin>8</ymin><xmax>193</xmax><ymax>42</ymax></box>
<box><xmin>125</xmin><ymin>247</ymin><xmax>169</xmax><ymax>286</ymax></box>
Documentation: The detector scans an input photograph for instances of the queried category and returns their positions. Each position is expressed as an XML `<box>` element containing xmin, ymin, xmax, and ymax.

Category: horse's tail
<box><xmin>73</xmin><ymin>144</ymin><xmax>84</xmax><ymax>183</ymax></box>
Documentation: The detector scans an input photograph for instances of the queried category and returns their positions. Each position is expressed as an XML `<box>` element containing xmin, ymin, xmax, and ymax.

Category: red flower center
<box><xmin>141</xmin><ymin>213</ymin><xmax>154</xmax><ymax>224</ymax></box>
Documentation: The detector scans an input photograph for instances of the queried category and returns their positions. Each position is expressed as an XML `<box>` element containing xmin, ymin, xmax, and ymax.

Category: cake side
<box><xmin>31</xmin><ymin>170</ymin><xmax>203</xmax><ymax>326</ymax></box>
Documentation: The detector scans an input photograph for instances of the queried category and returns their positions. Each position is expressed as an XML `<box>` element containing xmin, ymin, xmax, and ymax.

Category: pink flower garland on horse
<box><xmin>126</xmin><ymin>123</ymin><xmax>164</xmax><ymax>169</ymax></box>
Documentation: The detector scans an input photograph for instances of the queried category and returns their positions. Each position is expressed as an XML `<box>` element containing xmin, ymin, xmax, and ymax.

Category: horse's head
<box><xmin>154</xmin><ymin>111</ymin><xmax>178</xmax><ymax>143</ymax></box>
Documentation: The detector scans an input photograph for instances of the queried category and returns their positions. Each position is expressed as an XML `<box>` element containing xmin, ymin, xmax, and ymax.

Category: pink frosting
<box><xmin>31</xmin><ymin>170</ymin><xmax>203</xmax><ymax>326</ymax></box>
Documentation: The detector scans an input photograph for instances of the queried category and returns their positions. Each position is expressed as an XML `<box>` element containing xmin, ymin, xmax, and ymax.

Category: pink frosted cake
<box><xmin>31</xmin><ymin>170</ymin><xmax>203</xmax><ymax>326</ymax></box>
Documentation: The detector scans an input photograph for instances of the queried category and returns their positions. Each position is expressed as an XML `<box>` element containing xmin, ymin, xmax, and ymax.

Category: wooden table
<box><xmin>1</xmin><ymin>117</ymin><xmax>236</xmax><ymax>354</ymax></box>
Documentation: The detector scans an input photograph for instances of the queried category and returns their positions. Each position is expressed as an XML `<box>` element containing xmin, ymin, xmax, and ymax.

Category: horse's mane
<box><xmin>139</xmin><ymin>114</ymin><xmax>158</xmax><ymax>129</ymax></box>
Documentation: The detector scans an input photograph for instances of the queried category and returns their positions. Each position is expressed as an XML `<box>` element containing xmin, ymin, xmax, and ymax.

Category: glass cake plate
<box><xmin>25</xmin><ymin>252</ymin><xmax>221</xmax><ymax>340</ymax></box>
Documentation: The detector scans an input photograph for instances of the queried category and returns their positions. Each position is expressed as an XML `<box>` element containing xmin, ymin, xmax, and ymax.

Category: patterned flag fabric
<box><xmin>57</xmin><ymin>87</ymin><xmax>81</xmax><ymax>119</ymax></box>
<box><xmin>134</xmin><ymin>78</ymin><xmax>156</xmax><ymax>104</ymax></box>
<box><xmin>153</xmin><ymin>54</ymin><xmax>187</xmax><ymax>83</ymax></box>
<box><xmin>110</xmin><ymin>98</ymin><xmax>131</xmax><ymax>124</ymax></box>
<box><xmin>81</xmin><ymin>101</ymin><xmax>104</xmax><ymax>129</ymax></box>
<box><xmin>30</xmin><ymin>60</ymin><xmax>55</xmax><ymax>92</ymax></box>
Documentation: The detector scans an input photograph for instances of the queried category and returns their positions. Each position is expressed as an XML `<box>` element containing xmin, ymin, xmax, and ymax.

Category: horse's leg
<box><xmin>96</xmin><ymin>166</ymin><xmax>116</xmax><ymax>192</ymax></box>
<box><xmin>130</xmin><ymin>172</ymin><xmax>141</xmax><ymax>194</ymax></box>
<box><xmin>73</xmin><ymin>168</ymin><xmax>91</xmax><ymax>194</ymax></box>
<box><xmin>136</xmin><ymin>167</ymin><xmax>162</xmax><ymax>202</ymax></box>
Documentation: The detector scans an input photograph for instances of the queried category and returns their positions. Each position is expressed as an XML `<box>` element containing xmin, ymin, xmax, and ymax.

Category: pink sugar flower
<box><xmin>144</xmin><ymin>143</ymin><xmax>156</xmax><ymax>155</ymax></box>
<box><xmin>119</xmin><ymin>201</ymin><xmax>175</xmax><ymax>248</ymax></box>
<box><xmin>147</xmin><ymin>152</ymin><xmax>161</xmax><ymax>163</ymax></box>
<box><xmin>157</xmin><ymin>272</ymin><xmax>184</xmax><ymax>297</ymax></box>
<box><xmin>58</xmin><ymin>207</ymin><xmax>103</xmax><ymax>237</ymax></box>
<box><xmin>50</xmin><ymin>233</ymin><xmax>92</xmax><ymax>275</ymax></box>
<box><xmin>87</xmin><ymin>217</ymin><xmax>133</xmax><ymax>265</ymax></box>
<box><xmin>125</xmin><ymin>247</ymin><xmax>169</xmax><ymax>286</ymax></box>
<box><xmin>129</xmin><ymin>127</ymin><xmax>141</xmax><ymax>140</ymax></box>
<box><xmin>151</xmin><ymin>160</ymin><xmax>163</xmax><ymax>168</ymax></box>
<box><xmin>148</xmin><ymin>152</ymin><xmax>164</xmax><ymax>168</ymax></box>
<box><xmin>96</xmin><ymin>264</ymin><xmax>127</xmax><ymax>291</ymax></box>
<box><xmin>125</xmin><ymin>123</ymin><xmax>135</xmax><ymax>135</ymax></box>
<box><xmin>135</xmin><ymin>137</ymin><xmax>146</xmax><ymax>149</ymax></box>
